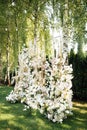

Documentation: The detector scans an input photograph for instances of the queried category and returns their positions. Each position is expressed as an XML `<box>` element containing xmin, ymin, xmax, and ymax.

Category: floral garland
<box><xmin>6</xmin><ymin>48</ymin><xmax>73</xmax><ymax>123</ymax></box>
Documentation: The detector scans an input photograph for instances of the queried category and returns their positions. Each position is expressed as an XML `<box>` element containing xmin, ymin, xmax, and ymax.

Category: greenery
<box><xmin>69</xmin><ymin>51</ymin><xmax>87</xmax><ymax>100</ymax></box>
<box><xmin>0</xmin><ymin>0</ymin><xmax>87</xmax><ymax>86</ymax></box>
<box><xmin>0</xmin><ymin>86</ymin><xmax>87</xmax><ymax>130</ymax></box>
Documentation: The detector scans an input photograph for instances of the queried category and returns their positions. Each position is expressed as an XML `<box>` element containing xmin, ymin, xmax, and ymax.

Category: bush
<box><xmin>69</xmin><ymin>51</ymin><xmax>87</xmax><ymax>101</ymax></box>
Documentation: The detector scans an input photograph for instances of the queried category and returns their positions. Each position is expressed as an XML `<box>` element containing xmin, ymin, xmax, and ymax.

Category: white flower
<box><xmin>6</xmin><ymin>48</ymin><xmax>73</xmax><ymax>123</ymax></box>
<box><xmin>53</xmin><ymin>118</ymin><xmax>56</xmax><ymax>122</ymax></box>
<box><xmin>65</xmin><ymin>110</ymin><xmax>70</xmax><ymax>114</ymax></box>
<box><xmin>40</xmin><ymin>109</ymin><xmax>44</xmax><ymax>114</ymax></box>
<box><xmin>48</xmin><ymin>114</ymin><xmax>53</xmax><ymax>119</ymax></box>
<box><xmin>12</xmin><ymin>2</ymin><xmax>15</xmax><ymax>6</ymax></box>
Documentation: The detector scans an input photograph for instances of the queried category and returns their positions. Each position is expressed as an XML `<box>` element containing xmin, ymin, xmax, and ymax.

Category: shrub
<box><xmin>69</xmin><ymin>52</ymin><xmax>87</xmax><ymax>101</ymax></box>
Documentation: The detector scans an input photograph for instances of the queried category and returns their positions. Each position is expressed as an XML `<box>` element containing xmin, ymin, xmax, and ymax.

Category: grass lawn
<box><xmin>0</xmin><ymin>86</ymin><xmax>87</xmax><ymax>130</ymax></box>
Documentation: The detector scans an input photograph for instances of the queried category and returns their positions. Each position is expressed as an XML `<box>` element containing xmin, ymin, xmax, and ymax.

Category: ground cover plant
<box><xmin>0</xmin><ymin>86</ymin><xmax>87</xmax><ymax>130</ymax></box>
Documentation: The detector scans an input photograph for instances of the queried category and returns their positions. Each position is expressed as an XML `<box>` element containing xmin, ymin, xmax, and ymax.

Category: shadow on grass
<box><xmin>0</xmin><ymin>86</ymin><xmax>87</xmax><ymax>130</ymax></box>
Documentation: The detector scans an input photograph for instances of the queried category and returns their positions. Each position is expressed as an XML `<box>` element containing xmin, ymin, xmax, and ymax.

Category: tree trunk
<box><xmin>62</xmin><ymin>0</ymin><xmax>69</xmax><ymax>63</ymax></box>
<box><xmin>34</xmin><ymin>20</ymin><xmax>37</xmax><ymax>53</ymax></box>
<box><xmin>6</xmin><ymin>38</ymin><xmax>10</xmax><ymax>85</ymax></box>
<box><xmin>33</xmin><ymin>2</ymin><xmax>38</xmax><ymax>54</ymax></box>
<box><xmin>77</xmin><ymin>35</ymin><xmax>83</xmax><ymax>56</ymax></box>
<box><xmin>5</xmin><ymin>18</ymin><xmax>10</xmax><ymax>85</ymax></box>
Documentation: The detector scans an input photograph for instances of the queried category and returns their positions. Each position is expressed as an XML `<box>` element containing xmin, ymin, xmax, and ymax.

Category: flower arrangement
<box><xmin>6</xmin><ymin>47</ymin><xmax>73</xmax><ymax>123</ymax></box>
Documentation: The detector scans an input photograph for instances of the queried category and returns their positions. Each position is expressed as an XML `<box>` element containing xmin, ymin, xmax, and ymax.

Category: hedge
<box><xmin>69</xmin><ymin>50</ymin><xmax>87</xmax><ymax>101</ymax></box>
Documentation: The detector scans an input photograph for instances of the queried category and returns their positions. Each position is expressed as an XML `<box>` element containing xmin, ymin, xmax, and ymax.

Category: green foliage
<box><xmin>0</xmin><ymin>86</ymin><xmax>87</xmax><ymax>130</ymax></box>
<box><xmin>0</xmin><ymin>0</ymin><xmax>87</xmax><ymax>86</ymax></box>
<box><xmin>0</xmin><ymin>1</ymin><xmax>28</xmax><ymax>84</ymax></box>
<box><xmin>69</xmin><ymin>51</ymin><xmax>87</xmax><ymax>101</ymax></box>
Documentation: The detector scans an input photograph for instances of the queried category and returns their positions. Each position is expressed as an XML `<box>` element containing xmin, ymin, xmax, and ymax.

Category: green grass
<box><xmin>0</xmin><ymin>86</ymin><xmax>87</xmax><ymax>130</ymax></box>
